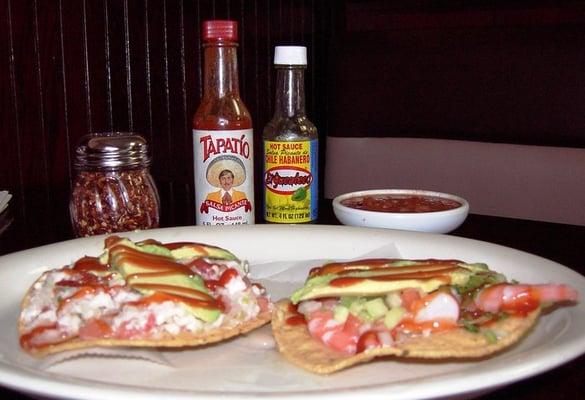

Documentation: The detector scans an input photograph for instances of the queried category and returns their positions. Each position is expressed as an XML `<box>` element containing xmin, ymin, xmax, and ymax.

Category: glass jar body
<box><xmin>69</xmin><ymin>167</ymin><xmax>160</xmax><ymax>237</ymax></box>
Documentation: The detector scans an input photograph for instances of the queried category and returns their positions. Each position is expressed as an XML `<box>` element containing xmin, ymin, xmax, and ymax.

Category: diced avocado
<box><xmin>333</xmin><ymin>305</ymin><xmax>349</xmax><ymax>323</ymax></box>
<box><xmin>358</xmin><ymin>310</ymin><xmax>373</xmax><ymax>322</ymax></box>
<box><xmin>385</xmin><ymin>292</ymin><xmax>402</xmax><ymax>308</ymax></box>
<box><xmin>170</xmin><ymin>244</ymin><xmax>238</xmax><ymax>261</ymax></box>
<box><xmin>365</xmin><ymin>297</ymin><xmax>388</xmax><ymax>320</ymax></box>
<box><xmin>349</xmin><ymin>298</ymin><xmax>366</xmax><ymax>315</ymax></box>
<box><xmin>138</xmin><ymin>243</ymin><xmax>173</xmax><ymax>258</ymax></box>
<box><xmin>384</xmin><ymin>307</ymin><xmax>406</xmax><ymax>330</ymax></box>
<box><xmin>340</xmin><ymin>296</ymin><xmax>358</xmax><ymax>308</ymax></box>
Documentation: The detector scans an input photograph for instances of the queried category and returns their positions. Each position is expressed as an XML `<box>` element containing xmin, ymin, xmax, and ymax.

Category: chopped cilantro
<box><xmin>483</xmin><ymin>330</ymin><xmax>498</xmax><ymax>344</ymax></box>
<box><xmin>461</xmin><ymin>320</ymin><xmax>480</xmax><ymax>333</ymax></box>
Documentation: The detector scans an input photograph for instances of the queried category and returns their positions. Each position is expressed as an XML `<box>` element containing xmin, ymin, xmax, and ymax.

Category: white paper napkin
<box><xmin>0</xmin><ymin>191</ymin><xmax>12</xmax><ymax>214</ymax></box>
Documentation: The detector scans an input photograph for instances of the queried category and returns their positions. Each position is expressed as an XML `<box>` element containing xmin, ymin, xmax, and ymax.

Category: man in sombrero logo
<box><xmin>202</xmin><ymin>155</ymin><xmax>252</xmax><ymax>213</ymax></box>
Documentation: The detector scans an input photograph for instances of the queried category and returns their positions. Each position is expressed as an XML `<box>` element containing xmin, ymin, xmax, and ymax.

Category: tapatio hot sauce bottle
<box><xmin>193</xmin><ymin>20</ymin><xmax>254</xmax><ymax>226</ymax></box>
<box><xmin>263</xmin><ymin>46</ymin><xmax>318</xmax><ymax>223</ymax></box>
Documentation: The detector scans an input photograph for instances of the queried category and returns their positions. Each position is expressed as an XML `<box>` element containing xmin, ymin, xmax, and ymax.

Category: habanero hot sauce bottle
<box><xmin>193</xmin><ymin>20</ymin><xmax>254</xmax><ymax>226</ymax></box>
<box><xmin>263</xmin><ymin>46</ymin><xmax>318</xmax><ymax>223</ymax></box>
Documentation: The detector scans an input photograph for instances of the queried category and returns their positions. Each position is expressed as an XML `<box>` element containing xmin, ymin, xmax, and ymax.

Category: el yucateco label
<box><xmin>193</xmin><ymin>129</ymin><xmax>255</xmax><ymax>225</ymax></box>
<box><xmin>263</xmin><ymin>139</ymin><xmax>318</xmax><ymax>223</ymax></box>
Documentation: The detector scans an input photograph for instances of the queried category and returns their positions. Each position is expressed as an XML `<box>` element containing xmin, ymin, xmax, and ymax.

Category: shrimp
<box><xmin>306</xmin><ymin>310</ymin><xmax>359</xmax><ymax>354</ymax></box>
<box><xmin>413</xmin><ymin>292</ymin><xmax>460</xmax><ymax>325</ymax></box>
<box><xmin>397</xmin><ymin>292</ymin><xmax>460</xmax><ymax>334</ymax></box>
<box><xmin>475</xmin><ymin>283</ymin><xmax>578</xmax><ymax>314</ymax></box>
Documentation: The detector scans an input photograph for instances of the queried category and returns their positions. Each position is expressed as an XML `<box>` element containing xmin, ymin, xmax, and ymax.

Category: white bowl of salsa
<box><xmin>332</xmin><ymin>189</ymin><xmax>469</xmax><ymax>233</ymax></box>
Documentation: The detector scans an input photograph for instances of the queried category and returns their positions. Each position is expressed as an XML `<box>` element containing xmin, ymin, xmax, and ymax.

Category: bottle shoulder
<box><xmin>263</xmin><ymin>115</ymin><xmax>317</xmax><ymax>141</ymax></box>
<box><xmin>193</xmin><ymin>95</ymin><xmax>252</xmax><ymax>130</ymax></box>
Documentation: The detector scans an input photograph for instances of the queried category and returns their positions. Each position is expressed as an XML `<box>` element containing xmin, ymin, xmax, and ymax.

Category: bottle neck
<box><xmin>203</xmin><ymin>42</ymin><xmax>240</xmax><ymax>98</ymax></box>
<box><xmin>274</xmin><ymin>66</ymin><xmax>306</xmax><ymax>117</ymax></box>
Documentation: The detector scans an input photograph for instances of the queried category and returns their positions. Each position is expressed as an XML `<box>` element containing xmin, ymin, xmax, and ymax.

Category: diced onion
<box><xmin>377</xmin><ymin>330</ymin><xmax>393</xmax><ymax>347</ymax></box>
<box><xmin>297</xmin><ymin>300</ymin><xmax>322</xmax><ymax>316</ymax></box>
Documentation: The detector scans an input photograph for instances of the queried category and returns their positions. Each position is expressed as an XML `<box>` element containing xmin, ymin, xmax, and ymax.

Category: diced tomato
<box><xmin>288</xmin><ymin>302</ymin><xmax>299</xmax><ymax>314</ymax></box>
<box><xmin>78</xmin><ymin>318</ymin><xmax>112</xmax><ymax>339</ymax></box>
<box><xmin>20</xmin><ymin>324</ymin><xmax>58</xmax><ymax>350</ymax></box>
<box><xmin>343</xmin><ymin>313</ymin><xmax>362</xmax><ymax>338</ymax></box>
<box><xmin>219</xmin><ymin>268</ymin><xmax>240</xmax><ymax>286</ymax></box>
<box><xmin>327</xmin><ymin>329</ymin><xmax>356</xmax><ymax>354</ymax></box>
<box><xmin>400</xmin><ymin>288</ymin><xmax>422</xmax><ymax>312</ymax></box>
<box><xmin>205</xmin><ymin>279</ymin><xmax>220</xmax><ymax>291</ymax></box>
<box><xmin>256</xmin><ymin>296</ymin><xmax>271</xmax><ymax>313</ymax></box>
<box><xmin>356</xmin><ymin>330</ymin><xmax>381</xmax><ymax>353</ymax></box>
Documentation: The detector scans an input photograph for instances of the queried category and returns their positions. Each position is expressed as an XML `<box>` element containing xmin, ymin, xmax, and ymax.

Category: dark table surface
<box><xmin>1</xmin><ymin>200</ymin><xmax>584</xmax><ymax>399</ymax></box>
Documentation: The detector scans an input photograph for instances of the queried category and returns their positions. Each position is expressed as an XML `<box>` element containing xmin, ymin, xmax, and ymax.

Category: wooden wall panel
<box><xmin>0</xmin><ymin>0</ymin><xmax>332</xmax><ymax>249</ymax></box>
<box><xmin>328</xmin><ymin>1</ymin><xmax>585</xmax><ymax>148</ymax></box>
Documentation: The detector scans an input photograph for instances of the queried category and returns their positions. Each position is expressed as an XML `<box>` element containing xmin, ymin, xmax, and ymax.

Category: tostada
<box><xmin>19</xmin><ymin>235</ymin><xmax>272</xmax><ymax>357</ymax></box>
<box><xmin>272</xmin><ymin>258</ymin><xmax>578</xmax><ymax>374</ymax></box>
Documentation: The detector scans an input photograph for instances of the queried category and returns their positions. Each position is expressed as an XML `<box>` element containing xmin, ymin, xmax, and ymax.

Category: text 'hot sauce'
<box><xmin>263</xmin><ymin>46</ymin><xmax>318</xmax><ymax>223</ymax></box>
<box><xmin>193</xmin><ymin>20</ymin><xmax>254</xmax><ymax>226</ymax></box>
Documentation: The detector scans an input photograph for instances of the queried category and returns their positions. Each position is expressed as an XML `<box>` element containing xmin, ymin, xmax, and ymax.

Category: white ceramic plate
<box><xmin>0</xmin><ymin>225</ymin><xmax>584</xmax><ymax>400</ymax></box>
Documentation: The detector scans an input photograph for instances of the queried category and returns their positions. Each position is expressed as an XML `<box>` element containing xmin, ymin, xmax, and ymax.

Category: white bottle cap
<box><xmin>274</xmin><ymin>46</ymin><xmax>307</xmax><ymax>66</ymax></box>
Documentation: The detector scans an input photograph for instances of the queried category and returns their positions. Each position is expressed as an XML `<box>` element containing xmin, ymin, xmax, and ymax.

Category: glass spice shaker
<box><xmin>69</xmin><ymin>132</ymin><xmax>160</xmax><ymax>237</ymax></box>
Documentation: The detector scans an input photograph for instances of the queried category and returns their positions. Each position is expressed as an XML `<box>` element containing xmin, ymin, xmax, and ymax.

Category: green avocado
<box><xmin>127</xmin><ymin>273</ymin><xmax>221</xmax><ymax>323</ymax></box>
<box><xmin>138</xmin><ymin>243</ymin><xmax>173</xmax><ymax>258</ymax></box>
<box><xmin>290</xmin><ymin>262</ymin><xmax>491</xmax><ymax>304</ymax></box>
<box><xmin>109</xmin><ymin>247</ymin><xmax>177</xmax><ymax>277</ymax></box>
<box><xmin>126</xmin><ymin>272</ymin><xmax>207</xmax><ymax>292</ymax></box>
<box><xmin>170</xmin><ymin>243</ymin><xmax>239</xmax><ymax>261</ymax></box>
<box><xmin>106</xmin><ymin>237</ymin><xmax>223</xmax><ymax>322</ymax></box>
<box><xmin>100</xmin><ymin>238</ymin><xmax>170</xmax><ymax>264</ymax></box>
<box><xmin>177</xmin><ymin>302</ymin><xmax>221</xmax><ymax>323</ymax></box>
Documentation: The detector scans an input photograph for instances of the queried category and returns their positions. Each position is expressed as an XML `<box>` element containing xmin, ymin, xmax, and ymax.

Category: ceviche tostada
<box><xmin>19</xmin><ymin>236</ymin><xmax>272</xmax><ymax>357</ymax></box>
<box><xmin>272</xmin><ymin>258</ymin><xmax>578</xmax><ymax>374</ymax></box>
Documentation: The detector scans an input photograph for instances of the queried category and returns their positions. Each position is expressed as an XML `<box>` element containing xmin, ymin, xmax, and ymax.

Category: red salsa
<box><xmin>341</xmin><ymin>194</ymin><xmax>461</xmax><ymax>213</ymax></box>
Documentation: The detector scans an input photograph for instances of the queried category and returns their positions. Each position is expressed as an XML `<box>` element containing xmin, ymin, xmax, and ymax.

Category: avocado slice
<box><xmin>169</xmin><ymin>243</ymin><xmax>238</xmax><ymax>261</ymax></box>
<box><xmin>291</xmin><ymin>262</ymin><xmax>490</xmax><ymax>304</ymax></box>
<box><xmin>128</xmin><ymin>273</ymin><xmax>221</xmax><ymax>323</ymax></box>
<box><xmin>109</xmin><ymin>245</ymin><xmax>179</xmax><ymax>276</ymax></box>
<box><xmin>138</xmin><ymin>243</ymin><xmax>173</xmax><ymax>258</ymax></box>
<box><xmin>177</xmin><ymin>302</ymin><xmax>221</xmax><ymax>323</ymax></box>
<box><xmin>126</xmin><ymin>272</ymin><xmax>207</xmax><ymax>293</ymax></box>
<box><xmin>105</xmin><ymin>237</ymin><xmax>223</xmax><ymax>322</ymax></box>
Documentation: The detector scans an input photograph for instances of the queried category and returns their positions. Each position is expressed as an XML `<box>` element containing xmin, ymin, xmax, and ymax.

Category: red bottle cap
<box><xmin>202</xmin><ymin>20</ymin><xmax>238</xmax><ymax>42</ymax></box>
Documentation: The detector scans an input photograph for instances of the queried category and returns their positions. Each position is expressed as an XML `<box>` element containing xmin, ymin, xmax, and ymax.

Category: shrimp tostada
<box><xmin>19</xmin><ymin>235</ymin><xmax>272</xmax><ymax>357</ymax></box>
<box><xmin>272</xmin><ymin>258</ymin><xmax>578</xmax><ymax>374</ymax></box>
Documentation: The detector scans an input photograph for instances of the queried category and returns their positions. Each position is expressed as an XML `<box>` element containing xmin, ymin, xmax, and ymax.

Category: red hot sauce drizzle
<box><xmin>285</xmin><ymin>302</ymin><xmax>307</xmax><ymax>326</ymax></box>
<box><xmin>308</xmin><ymin>258</ymin><xmax>463</xmax><ymax>278</ymax></box>
<box><xmin>72</xmin><ymin>256</ymin><xmax>110</xmax><ymax>272</ymax></box>
<box><xmin>109</xmin><ymin>244</ymin><xmax>223</xmax><ymax>311</ymax></box>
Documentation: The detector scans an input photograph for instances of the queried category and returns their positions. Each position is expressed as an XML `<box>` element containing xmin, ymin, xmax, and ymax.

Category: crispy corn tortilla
<box><xmin>19</xmin><ymin>272</ymin><xmax>272</xmax><ymax>358</ymax></box>
<box><xmin>272</xmin><ymin>300</ymin><xmax>541</xmax><ymax>374</ymax></box>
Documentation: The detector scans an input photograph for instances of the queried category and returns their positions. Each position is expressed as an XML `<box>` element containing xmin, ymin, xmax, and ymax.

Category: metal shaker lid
<box><xmin>73</xmin><ymin>132</ymin><xmax>152</xmax><ymax>170</ymax></box>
